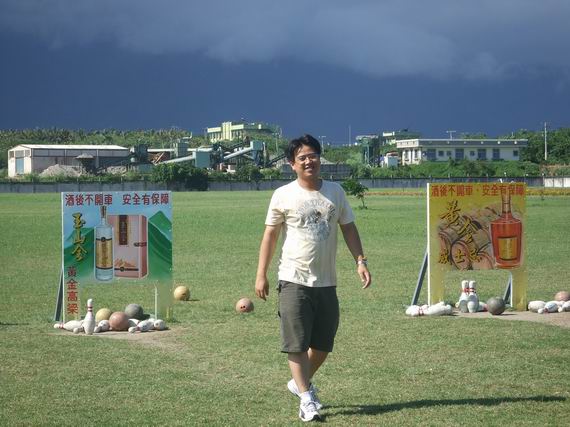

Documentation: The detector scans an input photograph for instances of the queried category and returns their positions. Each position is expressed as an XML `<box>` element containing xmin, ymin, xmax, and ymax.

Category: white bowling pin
<box><xmin>147</xmin><ymin>318</ymin><xmax>156</xmax><ymax>330</ymax></box>
<box><xmin>83</xmin><ymin>299</ymin><xmax>96</xmax><ymax>335</ymax></box>
<box><xmin>528</xmin><ymin>300</ymin><xmax>546</xmax><ymax>313</ymax></box>
<box><xmin>538</xmin><ymin>301</ymin><xmax>559</xmax><ymax>314</ymax></box>
<box><xmin>405</xmin><ymin>305</ymin><xmax>425</xmax><ymax>317</ymax></box>
<box><xmin>426</xmin><ymin>303</ymin><xmax>452</xmax><ymax>316</ymax></box>
<box><xmin>53</xmin><ymin>320</ymin><xmax>83</xmax><ymax>332</ymax></box>
<box><xmin>559</xmin><ymin>301</ymin><xmax>570</xmax><ymax>312</ymax></box>
<box><xmin>98</xmin><ymin>320</ymin><xmax>110</xmax><ymax>332</ymax></box>
<box><xmin>459</xmin><ymin>280</ymin><xmax>469</xmax><ymax>303</ymax></box>
<box><xmin>129</xmin><ymin>319</ymin><xmax>153</xmax><ymax>333</ymax></box>
<box><xmin>467</xmin><ymin>280</ymin><xmax>479</xmax><ymax>313</ymax></box>
<box><xmin>467</xmin><ymin>299</ymin><xmax>479</xmax><ymax>313</ymax></box>
<box><xmin>128</xmin><ymin>318</ymin><xmax>140</xmax><ymax>328</ymax></box>
<box><xmin>138</xmin><ymin>320</ymin><xmax>153</xmax><ymax>331</ymax></box>
<box><xmin>73</xmin><ymin>326</ymin><xmax>84</xmax><ymax>334</ymax></box>
<box><xmin>153</xmin><ymin>319</ymin><xmax>167</xmax><ymax>331</ymax></box>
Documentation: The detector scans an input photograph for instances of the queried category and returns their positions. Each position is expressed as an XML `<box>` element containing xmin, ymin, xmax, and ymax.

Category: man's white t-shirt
<box><xmin>265</xmin><ymin>179</ymin><xmax>355</xmax><ymax>288</ymax></box>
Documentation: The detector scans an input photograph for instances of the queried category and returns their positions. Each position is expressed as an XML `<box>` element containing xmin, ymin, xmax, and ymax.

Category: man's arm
<box><xmin>339</xmin><ymin>222</ymin><xmax>372</xmax><ymax>289</ymax></box>
<box><xmin>255</xmin><ymin>224</ymin><xmax>282</xmax><ymax>300</ymax></box>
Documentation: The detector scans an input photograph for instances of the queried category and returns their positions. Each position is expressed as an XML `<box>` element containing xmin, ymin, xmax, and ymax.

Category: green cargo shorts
<box><xmin>277</xmin><ymin>280</ymin><xmax>339</xmax><ymax>353</ymax></box>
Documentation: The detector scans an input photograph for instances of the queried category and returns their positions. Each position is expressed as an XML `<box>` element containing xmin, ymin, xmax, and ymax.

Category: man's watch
<box><xmin>356</xmin><ymin>256</ymin><xmax>368</xmax><ymax>266</ymax></box>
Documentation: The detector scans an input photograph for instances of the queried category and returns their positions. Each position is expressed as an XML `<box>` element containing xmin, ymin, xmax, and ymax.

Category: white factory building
<box><xmin>396</xmin><ymin>138</ymin><xmax>528</xmax><ymax>165</ymax></box>
<box><xmin>7</xmin><ymin>144</ymin><xmax>130</xmax><ymax>177</ymax></box>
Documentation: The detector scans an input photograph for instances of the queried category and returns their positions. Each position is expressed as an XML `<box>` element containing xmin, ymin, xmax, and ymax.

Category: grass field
<box><xmin>0</xmin><ymin>191</ymin><xmax>569</xmax><ymax>426</ymax></box>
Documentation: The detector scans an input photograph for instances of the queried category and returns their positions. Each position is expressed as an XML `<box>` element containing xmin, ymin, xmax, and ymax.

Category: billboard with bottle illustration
<box><xmin>59</xmin><ymin>191</ymin><xmax>172</xmax><ymax>321</ymax></box>
<box><xmin>427</xmin><ymin>182</ymin><xmax>527</xmax><ymax>310</ymax></box>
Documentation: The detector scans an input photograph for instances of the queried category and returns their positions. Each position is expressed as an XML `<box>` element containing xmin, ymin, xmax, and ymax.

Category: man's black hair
<box><xmin>286</xmin><ymin>134</ymin><xmax>322</xmax><ymax>162</ymax></box>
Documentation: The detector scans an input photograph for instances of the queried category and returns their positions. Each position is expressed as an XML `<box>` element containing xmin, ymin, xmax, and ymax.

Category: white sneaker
<box><xmin>287</xmin><ymin>379</ymin><xmax>323</xmax><ymax>410</ymax></box>
<box><xmin>299</xmin><ymin>399</ymin><xmax>321</xmax><ymax>422</ymax></box>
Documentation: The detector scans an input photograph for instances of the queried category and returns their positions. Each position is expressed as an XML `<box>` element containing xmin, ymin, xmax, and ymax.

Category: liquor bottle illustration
<box><xmin>95</xmin><ymin>205</ymin><xmax>114</xmax><ymax>281</ymax></box>
<box><xmin>489</xmin><ymin>191</ymin><xmax>522</xmax><ymax>268</ymax></box>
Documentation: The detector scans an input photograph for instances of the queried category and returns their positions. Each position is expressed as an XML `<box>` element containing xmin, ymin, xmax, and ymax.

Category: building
<box><xmin>7</xmin><ymin>144</ymin><xmax>130</xmax><ymax>177</ymax></box>
<box><xmin>380</xmin><ymin>152</ymin><xmax>399</xmax><ymax>168</ymax></box>
<box><xmin>382</xmin><ymin>130</ymin><xmax>421</xmax><ymax>145</ymax></box>
<box><xmin>355</xmin><ymin>134</ymin><xmax>379</xmax><ymax>145</ymax></box>
<box><xmin>206</xmin><ymin>121</ymin><xmax>280</xmax><ymax>142</ymax></box>
<box><xmin>280</xmin><ymin>157</ymin><xmax>352</xmax><ymax>179</ymax></box>
<box><xmin>396</xmin><ymin>138</ymin><xmax>528</xmax><ymax>165</ymax></box>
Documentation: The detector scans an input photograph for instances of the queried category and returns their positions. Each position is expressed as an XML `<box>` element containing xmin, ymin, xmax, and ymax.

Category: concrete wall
<box><xmin>0</xmin><ymin>181</ymin><xmax>167</xmax><ymax>193</ymax></box>
<box><xmin>1</xmin><ymin>176</ymin><xmax>561</xmax><ymax>193</ymax></box>
<box><xmin>544</xmin><ymin>177</ymin><xmax>570</xmax><ymax>188</ymax></box>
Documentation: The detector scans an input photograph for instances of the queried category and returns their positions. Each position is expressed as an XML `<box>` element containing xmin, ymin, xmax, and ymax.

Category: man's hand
<box><xmin>358</xmin><ymin>264</ymin><xmax>372</xmax><ymax>289</ymax></box>
<box><xmin>255</xmin><ymin>276</ymin><xmax>269</xmax><ymax>300</ymax></box>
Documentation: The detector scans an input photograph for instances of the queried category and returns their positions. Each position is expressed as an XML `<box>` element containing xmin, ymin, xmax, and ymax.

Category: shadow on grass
<box><xmin>0</xmin><ymin>322</ymin><xmax>30</xmax><ymax>327</ymax></box>
<box><xmin>327</xmin><ymin>395</ymin><xmax>566</xmax><ymax>417</ymax></box>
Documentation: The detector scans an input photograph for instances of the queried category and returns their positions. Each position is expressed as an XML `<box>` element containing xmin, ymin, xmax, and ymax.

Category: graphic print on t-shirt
<box><xmin>297</xmin><ymin>199</ymin><xmax>336</xmax><ymax>242</ymax></box>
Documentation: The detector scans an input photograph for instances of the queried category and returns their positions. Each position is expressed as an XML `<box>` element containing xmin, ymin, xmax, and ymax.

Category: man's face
<box><xmin>290</xmin><ymin>144</ymin><xmax>321</xmax><ymax>180</ymax></box>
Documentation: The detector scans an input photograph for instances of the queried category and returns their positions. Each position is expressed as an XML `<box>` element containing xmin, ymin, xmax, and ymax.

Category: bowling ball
<box><xmin>174</xmin><ymin>285</ymin><xmax>190</xmax><ymax>301</ymax></box>
<box><xmin>554</xmin><ymin>291</ymin><xmax>570</xmax><ymax>302</ymax></box>
<box><xmin>235</xmin><ymin>297</ymin><xmax>254</xmax><ymax>313</ymax></box>
<box><xmin>95</xmin><ymin>308</ymin><xmax>112</xmax><ymax>323</ymax></box>
<box><xmin>125</xmin><ymin>303</ymin><xmax>144</xmax><ymax>320</ymax></box>
<box><xmin>487</xmin><ymin>297</ymin><xmax>506</xmax><ymax>315</ymax></box>
<box><xmin>108</xmin><ymin>311</ymin><xmax>129</xmax><ymax>331</ymax></box>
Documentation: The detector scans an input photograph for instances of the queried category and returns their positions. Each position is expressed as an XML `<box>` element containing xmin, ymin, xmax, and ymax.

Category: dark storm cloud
<box><xmin>1</xmin><ymin>0</ymin><xmax>569</xmax><ymax>81</ymax></box>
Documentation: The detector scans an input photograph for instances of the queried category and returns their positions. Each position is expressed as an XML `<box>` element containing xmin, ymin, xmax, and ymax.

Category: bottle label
<box><xmin>118</xmin><ymin>215</ymin><xmax>129</xmax><ymax>245</ymax></box>
<box><xmin>96</xmin><ymin>238</ymin><xmax>113</xmax><ymax>269</ymax></box>
<box><xmin>497</xmin><ymin>236</ymin><xmax>518</xmax><ymax>261</ymax></box>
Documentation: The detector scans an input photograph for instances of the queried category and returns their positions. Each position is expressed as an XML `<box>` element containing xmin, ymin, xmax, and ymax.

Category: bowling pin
<box><xmin>138</xmin><ymin>319</ymin><xmax>153</xmax><ymax>331</ymax></box>
<box><xmin>426</xmin><ymin>302</ymin><xmax>453</xmax><ymax>316</ymax></box>
<box><xmin>559</xmin><ymin>301</ymin><xmax>570</xmax><ymax>312</ymax></box>
<box><xmin>83</xmin><ymin>299</ymin><xmax>96</xmax><ymax>335</ymax></box>
<box><xmin>53</xmin><ymin>320</ymin><xmax>83</xmax><ymax>332</ymax></box>
<box><xmin>467</xmin><ymin>280</ymin><xmax>479</xmax><ymax>313</ymax></box>
<box><xmin>538</xmin><ymin>301</ymin><xmax>559</xmax><ymax>314</ymax></box>
<box><xmin>147</xmin><ymin>318</ymin><xmax>156</xmax><ymax>330</ymax></box>
<box><xmin>98</xmin><ymin>320</ymin><xmax>110</xmax><ymax>332</ymax></box>
<box><xmin>459</xmin><ymin>280</ymin><xmax>469</xmax><ymax>304</ymax></box>
<box><xmin>128</xmin><ymin>318</ymin><xmax>140</xmax><ymax>328</ymax></box>
<box><xmin>405</xmin><ymin>305</ymin><xmax>425</xmax><ymax>317</ymax></box>
<box><xmin>128</xmin><ymin>319</ymin><xmax>153</xmax><ymax>333</ymax></box>
<box><xmin>73</xmin><ymin>326</ymin><xmax>84</xmax><ymax>334</ymax></box>
<box><xmin>528</xmin><ymin>300</ymin><xmax>546</xmax><ymax>313</ymax></box>
<box><xmin>153</xmin><ymin>319</ymin><xmax>167</xmax><ymax>331</ymax></box>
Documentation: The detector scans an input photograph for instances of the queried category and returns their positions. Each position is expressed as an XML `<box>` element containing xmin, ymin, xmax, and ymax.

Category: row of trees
<box><xmin>2</xmin><ymin>127</ymin><xmax>570</xmax><ymax>180</ymax></box>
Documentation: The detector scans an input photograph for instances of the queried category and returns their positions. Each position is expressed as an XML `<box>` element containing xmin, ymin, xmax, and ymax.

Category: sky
<box><xmin>1</xmin><ymin>0</ymin><xmax>569</xmax><ymax>144</ymax></box>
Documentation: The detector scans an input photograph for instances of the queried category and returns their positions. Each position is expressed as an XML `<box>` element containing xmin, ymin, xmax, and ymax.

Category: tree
<box><xmin>151</xmin><ymin>163</ymin><xmax>208</xmax><ymax>190</ymax></box>
<box><xmin>235</xmin><ymin>164</ymin><xmax>263</xmax><ymax>182</ymax></box>
<box><xmin>341</xmin><ymin>178</ymin><xmax>369</xmax><ymax>209</ymax></box>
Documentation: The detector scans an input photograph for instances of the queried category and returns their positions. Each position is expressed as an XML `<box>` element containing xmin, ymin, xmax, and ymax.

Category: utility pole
<box><xmin>544</xmin><ymin>122</ymin><xmax>548</xmax><ymax>161</ymax></box>
<box><xmin>319</xmin><ymin>136</ymin><xmax>326</xmax><ymax>154</ymax></box>
<box><xmin>446</xmin><ymin>130</ymin><xmax>456</xmax><ymax>140</ymax></box>
<box><xmin>348</xmin><ymin>125</ymin><xmax>352</xmax><ymax>146</ymax></box>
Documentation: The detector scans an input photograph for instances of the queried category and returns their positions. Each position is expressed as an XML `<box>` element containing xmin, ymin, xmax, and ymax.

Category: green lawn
<box><xmin>0</xmin><ymin>192</ymin><xmax>569</xmax><ymax>426</ymax></box>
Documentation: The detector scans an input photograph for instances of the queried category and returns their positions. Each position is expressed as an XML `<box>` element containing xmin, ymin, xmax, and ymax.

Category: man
<box><xmin>255</xmin><ymin>134</ymin><xmax>372</xmax><ymax>422</ymax></box>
